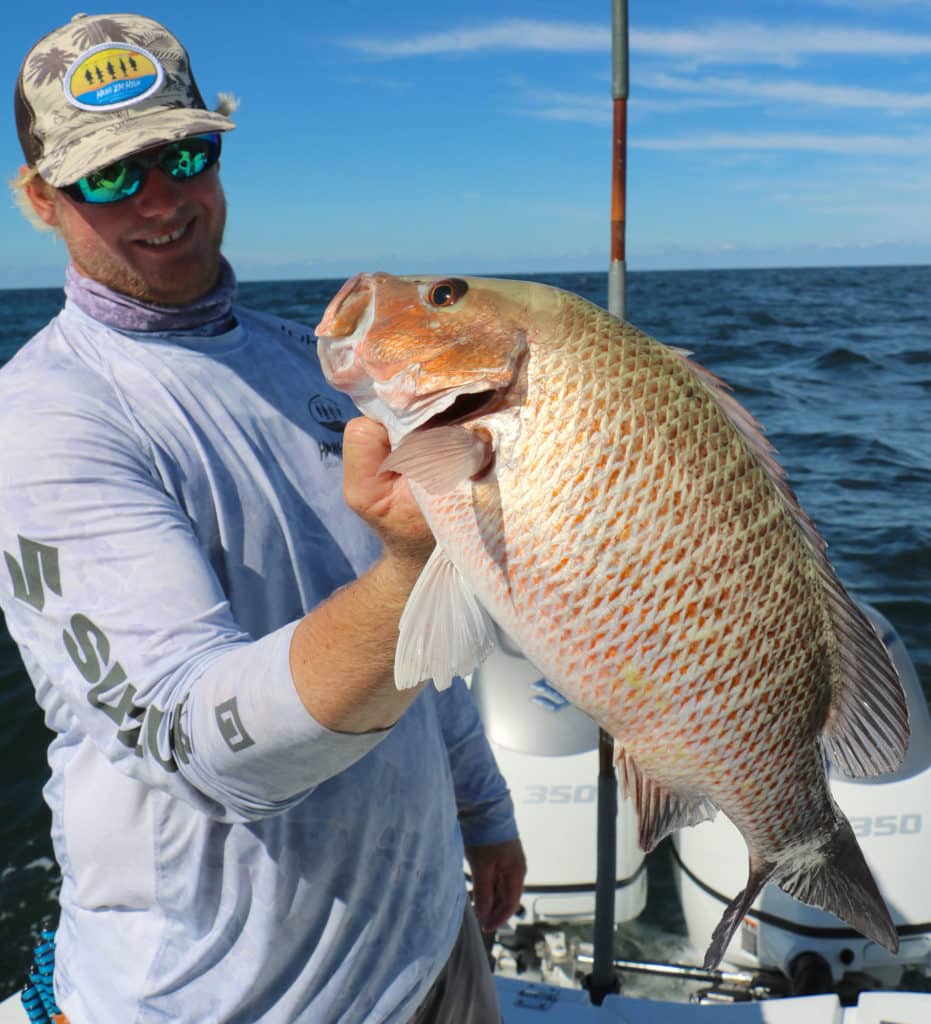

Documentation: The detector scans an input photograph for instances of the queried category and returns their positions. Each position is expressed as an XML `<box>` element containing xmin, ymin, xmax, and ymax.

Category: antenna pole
<box><xmin>608</xmin><ymin>0</ymin><xmax>629</xmax><ymax>321</ymax></box>
<box><xmin>590</xmin><ymin>6</ymin><xmax>629</xmax><ymax>999</ymax></box>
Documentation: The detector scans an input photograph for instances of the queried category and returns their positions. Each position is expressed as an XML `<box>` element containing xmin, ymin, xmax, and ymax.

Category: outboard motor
<box><xmin>672</xmin><ymin>605</ymin><xmax>931</xmax><ymax>993</ymax></box>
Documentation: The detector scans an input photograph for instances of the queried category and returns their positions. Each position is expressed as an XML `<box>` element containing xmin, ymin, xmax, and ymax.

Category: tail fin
<box><xmin>777</xmin><ymin>815</ymin><xmax>898</xmax><ymax>954</ymax></box>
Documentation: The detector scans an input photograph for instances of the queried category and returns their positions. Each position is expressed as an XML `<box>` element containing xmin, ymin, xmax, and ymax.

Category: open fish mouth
<box><xmin>418</xmin><ymin>387</ymin><xmax>506</xmax><ymax>431</ymax></box>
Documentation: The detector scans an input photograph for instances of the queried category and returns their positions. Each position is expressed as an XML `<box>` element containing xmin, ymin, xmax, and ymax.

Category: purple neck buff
<box><xmin>65</xmin><ymin>258</ymin><xmax>238</xmax><ymax>336</ymax></box>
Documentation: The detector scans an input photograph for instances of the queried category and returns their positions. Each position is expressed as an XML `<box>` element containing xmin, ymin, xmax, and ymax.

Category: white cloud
<box><xmin>816</xmin><ymin>0</ymin><xmax>931</xmax><ymax>11</ymax></box>
<box><xmin>344</xmin><ymin>18</ymin><xmax>931</xmax><ymax>66</ymax></box>
<box><xmin>640</xmin><ymin>71</ymin><xmax>931</xmax><ymax>113</ymax></box>
<box><xmin>338</xmin><ymin>73</ymin><xmax>413</xmax><ymax>91</ymax></box>
<box><xmin>529</xmin><ymin>105</ymin><xmax>610</xmax><ymax>126</ymax></box>
<box><xmin>511</xmin><ymin>87</ymin><xmax>606</xmax><ymax>125</ymax></box>
<box><xmin>632</xmin><ymin>23</ymin><xmax>931</xmax><ymax>66</ymax></box>
<box><xmin>635</xmin><ymin>131</ymin><xmax>931</xmax><ymax>155</ymax></box>
<box><xmin>344</xmin><ymin>19</ymin><xmax>606</xmax><ymax>58</ymax></box>
<box><xmin>513</xmin><ymin>85</ymin><xmax>741</xmax><ymax>124</ymax></box>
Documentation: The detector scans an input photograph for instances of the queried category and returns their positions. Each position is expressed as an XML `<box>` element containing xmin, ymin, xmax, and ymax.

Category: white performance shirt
<box><xmin>0</xmin><ymin>301</ymin><xmax>517</xmax><ymax>1023</ymax></box>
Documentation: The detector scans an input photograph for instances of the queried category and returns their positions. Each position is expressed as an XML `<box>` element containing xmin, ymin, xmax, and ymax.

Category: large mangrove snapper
<box><xmin>315</xmin><ymin>273</ymin><xmax>909</xmax><ymax>968</ymax></box>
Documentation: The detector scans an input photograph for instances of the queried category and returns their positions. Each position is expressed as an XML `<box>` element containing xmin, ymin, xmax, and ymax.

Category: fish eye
<box><xmin>428</xmin><ymin>278</ymin><xmax>468</xmax><ymax>307</ymax></box>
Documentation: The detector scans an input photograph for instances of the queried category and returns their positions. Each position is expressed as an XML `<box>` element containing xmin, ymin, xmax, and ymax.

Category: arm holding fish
<box><xmin>0</xmin><ymin>378</ymin><xmax>424</xmax><ymax>820</ymax></box>
<box><xmin>323</xmin><ymin>415</ymin><xmax>526</xmax><ymax>923</ymax></box>
<box><xmin>435</xmin><ymin>677</ymin><xmax>527</xmax><ymax>931</ymax></box>
<box><xmin>288</xmin><ymin>416</ymin><xmax>436</xmax><ymax>733</ymax></box>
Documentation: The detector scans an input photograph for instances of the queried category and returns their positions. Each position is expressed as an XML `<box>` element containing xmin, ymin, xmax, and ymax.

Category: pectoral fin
<box><xmin>395</xmin><ymin>545</ymin><xmax>496</xmax><ymax>690</ymax></box>
<box><xmin>381</xmin><ymin>425</ymin><xmax>493</xmax><ymax>495</ymax></box>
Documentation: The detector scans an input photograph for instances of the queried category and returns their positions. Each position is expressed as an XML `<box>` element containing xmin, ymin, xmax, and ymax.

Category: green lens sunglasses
<box><xmin>62</xmin><ymin>133</ymin><xmax>222</xmax><ymax>205</ymax></box>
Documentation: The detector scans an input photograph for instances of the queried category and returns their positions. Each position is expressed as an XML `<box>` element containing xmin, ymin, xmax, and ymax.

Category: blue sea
<box><xmin>1</xmin><ymin>266</ymin><xmax>929</xmax><ymax>1000</ymax></box>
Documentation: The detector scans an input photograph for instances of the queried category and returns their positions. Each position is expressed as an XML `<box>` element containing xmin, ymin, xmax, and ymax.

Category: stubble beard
<box><xmin>61</xmin><ymin>193</ymin><xmax>228</xmax><ymax>307</ymax></box>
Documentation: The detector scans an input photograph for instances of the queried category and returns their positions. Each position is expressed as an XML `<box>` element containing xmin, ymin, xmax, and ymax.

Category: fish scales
<box><xmin>527</xmin><ymin>308</ymin><xmax>824</xmax><ymax>802</ymax></box>
<box><xmin>315</xmin><ymin>272</ymin><xmax>909</xmax><ymax>968</ymax></box>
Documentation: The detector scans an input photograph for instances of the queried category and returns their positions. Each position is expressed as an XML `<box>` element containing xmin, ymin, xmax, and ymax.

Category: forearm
<box><xmin>437</xmin><ymin>677</ymin><xmax>519</xmax><ymax>844</ymax></box>
<box><xmin>289</xmin><ymin>550</ymin><xmax>427</xmax><ymax>733</ymax></box>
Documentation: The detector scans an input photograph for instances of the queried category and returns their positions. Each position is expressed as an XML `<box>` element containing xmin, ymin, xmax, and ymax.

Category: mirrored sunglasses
<box><xmin>62</xmin><ymin>133</ymin><xmax>222</xmax><ymax>205</ymax></box>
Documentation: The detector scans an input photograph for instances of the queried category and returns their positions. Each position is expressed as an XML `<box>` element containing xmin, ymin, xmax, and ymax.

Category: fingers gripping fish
<box><xmin>316</xmin><ymin>272</ymin><xmax>909</xmax><ymax>970</ymax></box>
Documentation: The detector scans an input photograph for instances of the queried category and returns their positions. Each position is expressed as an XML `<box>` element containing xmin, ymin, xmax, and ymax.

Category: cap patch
<box><xmin>64</xmin><ymin>44</ymin><xmax>165</xmax><ymax>112</ymax></box>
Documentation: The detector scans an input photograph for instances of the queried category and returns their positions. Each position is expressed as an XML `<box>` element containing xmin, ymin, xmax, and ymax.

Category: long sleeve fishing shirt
<box><xmin>0</xmin><ymin>300</ymin><xmax>518</xmax><ymax>1024</ymax></box>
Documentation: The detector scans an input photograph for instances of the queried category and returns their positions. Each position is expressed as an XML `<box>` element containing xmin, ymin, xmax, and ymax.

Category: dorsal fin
<box><xmin>670</xmin><ymin>346</ymin><xmax>826</xmax><ymax>557</ymax></box>
<box><xmin>669</xmin><ymin>344</ymin><xmax>909</xmax><ymax>778</ymax></box>
<box><xmin>818</xmin><ymin>576</ymin><xmax>909</xmax><ymax>777</ymax></box>
<box><xmin>615</xmin><ymin>746</ymin><xmax>717</xmax><ymax>852</ymax></box>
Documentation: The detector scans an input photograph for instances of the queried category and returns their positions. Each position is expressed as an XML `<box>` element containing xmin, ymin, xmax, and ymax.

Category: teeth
<box><xmin>143</xmin><ymin>224</ymin><xmax>187</xmax><ymax>246</ymax></box>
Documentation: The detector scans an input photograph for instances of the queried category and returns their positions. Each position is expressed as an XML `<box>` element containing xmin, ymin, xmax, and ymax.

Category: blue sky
<box><xmin>3</xmin><ymin>0</ymin><xmax>931</xmax><ymax>287</ymax></box>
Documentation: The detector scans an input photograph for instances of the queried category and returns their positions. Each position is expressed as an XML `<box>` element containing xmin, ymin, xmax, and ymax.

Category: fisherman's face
<box><xmin>26</xmin><ymin>151</ymin><xmax>227</xmax><ymax>306</ymax></box>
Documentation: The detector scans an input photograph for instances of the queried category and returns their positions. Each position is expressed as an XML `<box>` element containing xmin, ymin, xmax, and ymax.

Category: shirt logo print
<box><xmin>215</xmin><ymin>697</ymin><xmax>255</xmax><ymax>753</ymax></box>
<box><xmin>307</xmin><ymin>393</ymin><xmax>347</xmax><ymax>460</ymax></box>
<box><xmin>307</xmin><ymin>395</ymin><xmax>346</xmax><ymax>435</ymax></box>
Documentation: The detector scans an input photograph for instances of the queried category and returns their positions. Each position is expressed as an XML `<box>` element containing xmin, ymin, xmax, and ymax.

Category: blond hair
<box><xmin>9</xmin><ymin>165</ymin><xmax>57</xmax><ymax>232</ymax></box>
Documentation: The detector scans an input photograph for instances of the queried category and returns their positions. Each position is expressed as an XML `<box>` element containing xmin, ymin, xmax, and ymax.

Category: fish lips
<box><xmin>316</xmin><ymin>271</ymin><xmax>525</xmax><ymax>442</ymax></box>
<box><xmin>316</xmin><ymin>275</ymin><xmax>376</xmax><ymax>399</ymax></box>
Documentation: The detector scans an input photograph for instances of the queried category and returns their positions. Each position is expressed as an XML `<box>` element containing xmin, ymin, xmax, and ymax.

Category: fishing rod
<box><xmin>585</xmin><ymin>0</ymin><xmax>628</xmax><ymax>1006</ymax></box>
<box><xmin>608</xmin><ymin>0</ymin><xmax>629</xmax><ymax>323</ymax></box>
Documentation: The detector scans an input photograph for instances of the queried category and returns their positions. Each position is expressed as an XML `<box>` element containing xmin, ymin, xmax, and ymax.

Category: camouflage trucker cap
<box><xmin>15</xmin><ymin>13</ymin><xmax>236</xmax><ymax>187</ymax></box>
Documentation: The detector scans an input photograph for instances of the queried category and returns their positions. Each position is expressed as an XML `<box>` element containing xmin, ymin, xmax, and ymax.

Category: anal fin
<box><xmin>704</xmin><ymin>857</ymin><xmax>776</xmax><ymax>969</ymax></box>
<box><xmin>615</xmin><ymin>747</ymin><xmax>717</xmax><ymax>853</ymax></box>
<box><xmin>395</xmin><ymin>545</ymin><xmax>496</xmax><ymax>691</ymax></box>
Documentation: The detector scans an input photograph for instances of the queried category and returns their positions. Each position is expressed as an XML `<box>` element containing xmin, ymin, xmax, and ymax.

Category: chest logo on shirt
<box><xmin>307</xmin><ymin>394</ymin><xmax>347</xmax><ymax>461</ymax></box>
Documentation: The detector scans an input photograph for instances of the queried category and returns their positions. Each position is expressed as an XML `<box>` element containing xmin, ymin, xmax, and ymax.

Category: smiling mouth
<box><xmin>137</xmin><ymin>221</ymin><xmax>191</xmax><ymax>247</ymax></box>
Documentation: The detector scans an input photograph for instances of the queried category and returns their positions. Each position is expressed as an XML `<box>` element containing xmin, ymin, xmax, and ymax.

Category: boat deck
<box><xmin>495</xmin><ymin>977</ymin><xmax>931</xmax><ymax>1023</ymax></box>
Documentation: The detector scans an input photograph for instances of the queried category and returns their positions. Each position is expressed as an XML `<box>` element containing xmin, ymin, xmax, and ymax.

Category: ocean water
<box><xmin>0</xmin><ymin>266</ymin><xmax>929</xmax><ymax>1000</ymax></box>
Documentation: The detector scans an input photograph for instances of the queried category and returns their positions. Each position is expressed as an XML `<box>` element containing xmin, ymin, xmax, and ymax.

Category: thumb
<box><xmin>342</xmin><ymin>417</ymin><xmax>391</xmax><ymax>508</ymax></box>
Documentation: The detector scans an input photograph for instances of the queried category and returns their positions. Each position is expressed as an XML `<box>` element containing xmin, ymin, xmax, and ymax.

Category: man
<box><xmin>3</xmin><ymin>13</ymin><xmax>525</xmax><ymax>1023</ymax></box>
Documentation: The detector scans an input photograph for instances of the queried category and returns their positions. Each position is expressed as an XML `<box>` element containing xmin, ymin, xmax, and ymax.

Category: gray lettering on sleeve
<box><xmin>215</xmin><ymin>697</ymin><xmax>255</xmax><ymax>753</ymax></box>
<box><xmin>4</xmin><ymin>536</ymin><xmax>62</xmax><ymax>611</ymax></box>
<box><xmin>170</xmin><ymin>695</ymin><xmax>194</xmax><ymax>766</ymax></box>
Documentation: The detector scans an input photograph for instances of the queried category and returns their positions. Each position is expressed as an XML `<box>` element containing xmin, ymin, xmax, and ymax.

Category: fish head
<box><xmin>315</xmin><ymin>272</ymin><xmax>541</xmax><ymax>442</ymax></box>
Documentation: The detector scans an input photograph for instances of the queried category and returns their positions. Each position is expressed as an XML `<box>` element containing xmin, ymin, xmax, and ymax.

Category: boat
<box><xmin>495</xmin><ymin>980</ymin><xmax>931</xmax><ymax>1022</ymax></box>
<box><xmin>4</xmin><ymin>4</ymin><xmax>929</xmax><ymax>1022</ymax></box>
<box><xmin>4</xmin><ymin>959</ymin><xmax>931</xmax><ymax>1024</ymax></box>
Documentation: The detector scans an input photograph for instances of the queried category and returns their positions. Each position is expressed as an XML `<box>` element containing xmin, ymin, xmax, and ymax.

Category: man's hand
<box><xmin>465</xmin><ymin>838</ymin><xmax>527</xmax><ymax>933</ymax></box>
<box><xmin>342</xmin><ymin>417</ymin><xmax>435</xmax><ymax>574</ymax></box>
<box><xmin>288</xmin><ymin>416</ymin><xmax>434</xmax><ymax>733</ymax></box>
